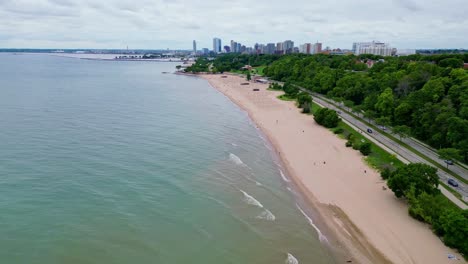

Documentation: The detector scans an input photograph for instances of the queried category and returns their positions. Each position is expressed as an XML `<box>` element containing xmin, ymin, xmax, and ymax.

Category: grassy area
<box><xmin>253</xmin><ymin>66</ymin><xmax>266</xmax><ymax>76</ymax></box>
<box><xmin>337</xmin><ymin>121</ymin><xmax>403</xmax><ymax>171</ymax></box>
<box><xmin>310</xmin><ymin>100</ymin><xmax>403</xmax><ymax>171</ymax></box>
<box><xmin>267</xmin><ymin>87</ymin><xmax>282</xmax><ymax>91</ymax></box>
<box><xmin>277</xmin><ymin>94</ymin><xmax>296</xmax><ymax>101</ymax></box>
<box><xmin>229</xmin><ymin>69</ymin><xmax>245</xmax><ymax>75</ymax></box>
<box><xmin>311</xmin><ymin>102</ymin><xmax>321</xmax><ymax>114</ymax></box>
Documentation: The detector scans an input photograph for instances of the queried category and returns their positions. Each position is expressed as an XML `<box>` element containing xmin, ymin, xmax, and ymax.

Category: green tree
<box><xmin>393</xmin><ymin>125</ymin><xmax>411</xmax><ymax>141</ymax></box>
<box><xmin>374</xmin><ymin>88</ymin><xmax>395</xmax><ymax>117</ymax></box>
<box><xmin>359</xmin><ymin>142</ymin><xmax>372</xmax><ymax>156</ymax></box>
<box><xmin>246</xmin><ymin>72</ymin><xmax>251</xmax><ymax>81</ymax></box>
<box><xmin>314</xmin><ymin>108</ymin><xmax>340</xmax><ymax>128</ymax></box>
<box><xmin>439</xmin><ymin>58</ymin><xmax>464</xmax><ymax>68</ymax></box>
<box><xmin>296</xmin><ymin>93</ymin><xmax>312</xmax><ymax>108</ymax></box>
<box><xmin>439</xmin><ymin>209</ymin><xmax>468</xmax><ymax>255</ymax></box>
<box><xmin>437</xmin><ymin>148</ymin><xmax>462</xmax><ymax>168</ymax></box>
<box><xmin>387</xmin><ymin>163</ymin><xmax>439</xmax><ymax>198</ymax></box>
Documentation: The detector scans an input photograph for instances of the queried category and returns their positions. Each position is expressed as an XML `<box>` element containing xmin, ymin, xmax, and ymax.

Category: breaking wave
<box><xmin>256</xmin><ymin>209</ymin><xmax>276</xmax><ymax>221</ymax></box>
<box><xmin>296</xmin><ymin>204</ymin><xmax>328</xmax><ymax>243</ymax></box>
<box><xmin>240</xmin><ymin>190</ymin><xmax>264</xmax><ymax>208</ymax></box>
<box><xmin>229</xmin><ymin>153</ymin><xmax>244</xmax><ymax>166</ymax></box>
<box><xmin>279</xmin><ymin>170</ymin><xmax>290</xmax><ymax>182</ymax></box>
<box><xmin>285</xmin><ymin>253</ymin><xmax>299</xmax><ymax>264</ymax></box>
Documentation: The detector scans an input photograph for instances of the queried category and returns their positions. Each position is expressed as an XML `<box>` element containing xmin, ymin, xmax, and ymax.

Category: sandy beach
<box><xmin>200</xmin><ymin>73</ymin><xmax>465</xmax><ymax>264</ymax></box>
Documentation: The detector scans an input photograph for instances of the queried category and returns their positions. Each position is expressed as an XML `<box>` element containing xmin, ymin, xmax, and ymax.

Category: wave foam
<box><xmin>296</xmin><ymin>204</ymin><xmax>328</xmax><ymax>243</ymax></box>
<box><xmin>229</xmin><ymin>153</ymin><xmax>244</xmax><ymax>166</ymax></box>
<box><xmin>256</xmin><ymin>209</ymin><xmax>276</xmax><ymax>221</ymax></box>
<box><xmin>285</xmin><ymin>253</ymin><xmax>299</xmax><ymax>264</ymax></box>
<box><xmin>240</xmin><ymin>190</ymin><xmax>263</xmax><ymax>208</ymax></box>
<box><xmin>279</xmin><ymin>170</ymin><xmax>290</xmax><ymax>182</ymax></box>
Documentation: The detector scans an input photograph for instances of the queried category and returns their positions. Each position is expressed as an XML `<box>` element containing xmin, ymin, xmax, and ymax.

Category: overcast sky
<box><xmin>1</xmin><ymin>0</ymin><xmax>467</xmax><ymax>49</ymax></box>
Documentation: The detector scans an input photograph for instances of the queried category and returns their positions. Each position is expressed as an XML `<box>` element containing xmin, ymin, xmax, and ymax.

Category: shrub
<box><xmin>333</xmin><ymin>128</ymin><xmax>344</xmax><ymax>134</ymax></box>
<box><xmin>345</xmin><ymin>141</ymin><xmax>353</xmax><ymax>147</ymax></box>
<box><xmin>359</xmin><ymin>142</ymin><xmax>372</xmax><ymax>156</ymax></box>
<box><xmin>314</xmin><ymin>108</ymin><xmax>340</xmax><ymax>128</ymax></box>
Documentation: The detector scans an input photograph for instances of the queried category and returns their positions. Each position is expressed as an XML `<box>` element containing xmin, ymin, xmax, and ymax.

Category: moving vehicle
<box><xmin>448</xmin><ymin>178</ymin><xmax>459</xmax><ymax>187</ymax></box>
<box><xmin>367</xmin><ymin>128</ymin><xmax>373</xmax><ymax>133</ymax></box>
<box><xmin>444</xmin><ymin>160</ymin><xmax>454</xmax><ymax>165</ymax></box>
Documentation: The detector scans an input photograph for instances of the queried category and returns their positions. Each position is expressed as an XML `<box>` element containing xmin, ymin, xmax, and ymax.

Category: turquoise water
<box><xmin>0</xmin><ymin>54</ymin><xmax>335</xmax><ymax>263</ymax></box>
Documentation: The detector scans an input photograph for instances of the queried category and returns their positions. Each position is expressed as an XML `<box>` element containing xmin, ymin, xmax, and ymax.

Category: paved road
<box><xmin>380</xmin><ymin>125</ymin><xmax>468</xmax><ymax>181</ymax></box>
<box><xmin>296</xmin><ymin>88</ymin><xmax>468</xmax><ymax>206</ymax></box>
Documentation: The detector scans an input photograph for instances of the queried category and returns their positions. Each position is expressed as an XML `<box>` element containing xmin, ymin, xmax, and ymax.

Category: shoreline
<box><xmin>183</xmin><ymin>72</ymin><xmax>464</xmax><ymax>264</ymax></box>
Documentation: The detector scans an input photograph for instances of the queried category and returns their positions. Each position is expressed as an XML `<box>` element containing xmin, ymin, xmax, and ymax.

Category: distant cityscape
<box><xmin>187</xmin><ymin>38</ymin><xmax>468</xmax><ymax>57</ymax></box>
<box><xmin>0</xmin><ymin>41</ymin><xmax>466</xmax><ymax>58</ymax></box>
<box><xmin>189</xmin><ymin>38</ymin><xmax>412</xmax><ymax>57</ymax></box>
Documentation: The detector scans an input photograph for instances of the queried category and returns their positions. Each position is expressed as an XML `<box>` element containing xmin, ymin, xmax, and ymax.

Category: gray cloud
<box><xmin>393</xmin><ymin>0</ymin><xmax>422</xmax><ymax>11</ymax></box>
<box><xmin>0</xmin><ymin>0</ymin><xmax>466</xmax><ymax>49</ymax></box>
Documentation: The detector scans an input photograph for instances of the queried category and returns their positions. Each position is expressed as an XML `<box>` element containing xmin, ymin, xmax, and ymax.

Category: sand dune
<box><xmin>201</xmin><ymin>73</ymin><xmax>464</xmax><ymax>264</ymax></box>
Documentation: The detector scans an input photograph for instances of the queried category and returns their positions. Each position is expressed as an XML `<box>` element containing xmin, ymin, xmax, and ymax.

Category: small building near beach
<box><xmin>241</xmin><ymin>65</ymin><xmax>252</xmax><ymax>71</ymax></box>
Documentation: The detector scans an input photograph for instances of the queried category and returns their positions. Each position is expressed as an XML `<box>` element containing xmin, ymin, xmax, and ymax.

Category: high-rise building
<box><xmin>352</xmin><ymin>41</ymin><xmax>392</xmax><ymax>56</ymax></box>
<box><xmin>313</xmin><ymin>42</ymin><xmax>322</xmax><ymax>54</ymax></box>
<box><xmin>257</xmin><ymin>44</ymin><xmax>265</xmax><ymax>54</ymax></box>
<box><xmin>266</xmin><ymin>43</ymin><xmax>276</xmax><ymax>54</ymax></box>
<box><xmin>230</xmin><ymin>40</ymin><xmax>236</xmax><ymax>53</ymax></box>
<box><xmin>202</xmin><ymin>48</ymin><xmax>209</xmax><ymax>55</ymax></box>
<box><xmin>213</xmin><ymin>38</ymin><xmax>222</xmax><ymax>53</ymax></box>
<box><xmin>193</xmin><ymin>40</ymin><xmax>197</xmax><ymax>53</ymax></box>
<box><xmin>300</xmin><ymin>43</ymin><xmax>313</xmax><ymax>54</ymax></box>
<box><xmin>276</xmin><ymin>42</ymin><xmax>284</xmax><ymax>54</ymax></box>
<box><xmin>283</xmin><ymin>40</ymin><xmax>294</xmax><ymax>54</ymax></box>
<box><xmin>236</xmin><ymin>43</ymin><xmax>241</xmax><ymax>53</ymax></box>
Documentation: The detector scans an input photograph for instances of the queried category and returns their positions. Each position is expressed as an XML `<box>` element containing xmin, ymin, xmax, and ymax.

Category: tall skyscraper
<box><xmin>193</xmin><ymin>40</ymin><xmax>197</xmax><ymax>53</ymax></box>
<box><xmin>213</xmin><ymin>38</ymin><xmax>222</xmax><ymax>53</ymax></box>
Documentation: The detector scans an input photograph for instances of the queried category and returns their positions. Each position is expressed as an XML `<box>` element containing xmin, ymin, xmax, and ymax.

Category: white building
<box><xmin>353</xmin><ymin>41</ymin><xmax>393</xmax><ymax>56</ymax></box>
<box><xmin>213</xmin><ymin>38</ymin><xmax>222</xmax><ymax>53</ymax></box>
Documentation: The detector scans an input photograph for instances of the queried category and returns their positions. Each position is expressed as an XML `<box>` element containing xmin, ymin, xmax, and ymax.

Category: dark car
<box><xmin>444</xmin><ymin>160</ymin><xmax>454</xmax><ymax>165</ymax></box>
<box><xmin>448</xmin><ymin>179</ymin><xmax>459</xmax><ymax>187</ymax></box>
<box><xmin>367</xmin><ymin>128</ymin><xmax>373</xmax><ymax>133</ymax></box>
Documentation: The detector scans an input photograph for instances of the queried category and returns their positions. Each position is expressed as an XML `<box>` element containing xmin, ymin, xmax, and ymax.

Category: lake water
<box><xmin>0</xmin><ymin>54</ymin><xmax>336</xmax><ymax>263</ymax></box>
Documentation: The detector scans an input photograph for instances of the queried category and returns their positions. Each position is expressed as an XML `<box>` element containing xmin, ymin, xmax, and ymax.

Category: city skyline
<box><xmin>0</xmin><ymin>0</ymin><xmax>467</xmax><ymax>49</ymax></box>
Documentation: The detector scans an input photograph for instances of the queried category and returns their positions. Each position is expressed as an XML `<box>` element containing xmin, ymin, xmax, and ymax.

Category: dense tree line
<box><xmin>212</xmin><ymin>54</ymin><xmax>280</xmax><ymax>73</ymax></box>
<box><xmin>261</xmin><ymin>54</ymin><xmax>468</xmax><ymax>163</ymax></box>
